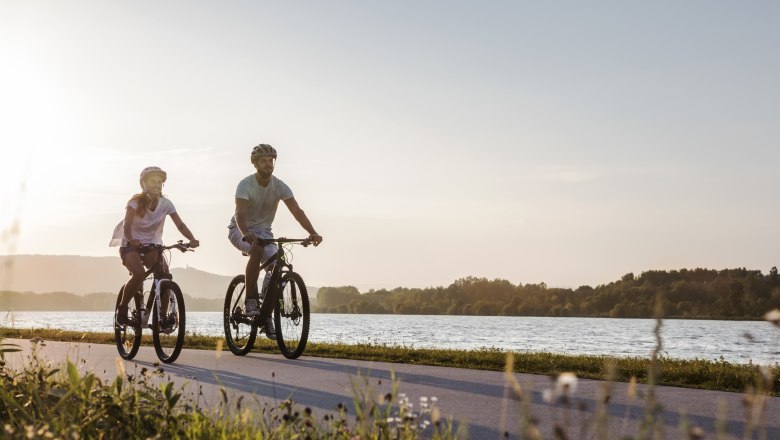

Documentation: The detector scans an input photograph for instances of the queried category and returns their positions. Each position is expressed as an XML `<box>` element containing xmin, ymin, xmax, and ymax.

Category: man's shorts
<box><xmin>227</xmin><ymin>226</ymin><xmax>277</xmax><ymax>266</ymax></box>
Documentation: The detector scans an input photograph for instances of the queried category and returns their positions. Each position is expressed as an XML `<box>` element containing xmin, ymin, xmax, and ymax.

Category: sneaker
<box><xmin>163</xmin><ymin>314</ymin><xmax>177</xmax><ymax>329</ymax></box>
<box><xmin>116</xmin><ymin>305</ymin><xmax>130</xmax><ymax>326</ymax></box>
<box><xmin>245</xmin><ymin>298</ymin><xmax>262</xmax><ymax>317</ymax></box>
<box><xmin>264</xmin><ymin>316</ymin><xmax>277</xmax><ymax>340</ymax></box>
<box><xmin>160</xmin><ymin>315</ymin><xmax>177</xmax><ymax>333</ymax></box>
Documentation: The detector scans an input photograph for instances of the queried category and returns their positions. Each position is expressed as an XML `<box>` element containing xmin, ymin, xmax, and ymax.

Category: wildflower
<box><xmin>543</xmin><ymin>372</ymin><xmax>578</xmax><ymax>404</ymax></box>
<box><xmin>215</xmin><ymin>339</ymin><xmax>223</xmax><ymax>359</ymax></box>
<box><xmin>556</xmin><ymin>372</ymin><xmax>578</xmax><ymax>397</ymax></box>
<box><xmin>759</xmin><ymin>366</ymin><xmax>774</xmax><ymax>390</ymax></box>
<box><xmin>764</xmin><ymin>309</ymin><xmax>780</xmax><ymax>328</ymax></box>
<box><xmin>115</xmin><ymin>356</ymin><xmax>125</xmax><ymax>377</ymax></box>
<box><xmin>688</xmin><ymin>426</ymin><xmax>705</xmax><ymax>439</ymax></box>
<box><xmin>431</xmin><ymin>407</ymin><xmax>440</xmax><ymax>425</ymax></box>
<box><xmin>627</xmin><ymin>376</ymin><xmax>637</xmax><ymax>400</ymax></box>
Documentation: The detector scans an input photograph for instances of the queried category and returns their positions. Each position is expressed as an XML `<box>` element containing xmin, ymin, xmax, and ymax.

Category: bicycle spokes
<box><xmin>223</xmin><ymin>275</ymin><xmax>258</xmax><ymax>356</ymax></box>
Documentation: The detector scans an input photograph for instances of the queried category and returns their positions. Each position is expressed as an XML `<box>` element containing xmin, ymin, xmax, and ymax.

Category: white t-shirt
<box><xmin>228</xmin><ymin>174</ymin><xmax>293</xmax><ymax>229</ymax></box>
<box><xmin>109</xmin><ymin>196</ymin><xmax>177</xmax><ymax>247</ymax></box>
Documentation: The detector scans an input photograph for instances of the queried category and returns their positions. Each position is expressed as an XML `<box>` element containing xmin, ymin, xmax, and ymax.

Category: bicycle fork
<box><xmin>141</xmin><ymin>279</ymin><xmax>177</xmax><ymax>328</ymax></box>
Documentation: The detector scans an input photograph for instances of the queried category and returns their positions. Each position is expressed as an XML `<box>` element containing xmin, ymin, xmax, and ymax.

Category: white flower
<box><xmin>543</xmin><ymin>372</ymin><xmax>579</xmax><ymax>404</ymax></box>
<box><xmin>555</xmin><ymin>372</ymin><xmax>578</xmax><ymax>397</ymax></box>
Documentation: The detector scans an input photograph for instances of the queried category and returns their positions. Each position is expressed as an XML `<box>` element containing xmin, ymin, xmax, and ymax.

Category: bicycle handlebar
<box><xmin>136</xmin><ymin>241</ymin><xmax>194</xmax><ymax>253</ymax></box>
<box><xmin>242</xmin><ymin>237</ymin><xmax>312</xmax><ymax>247</ymax></box>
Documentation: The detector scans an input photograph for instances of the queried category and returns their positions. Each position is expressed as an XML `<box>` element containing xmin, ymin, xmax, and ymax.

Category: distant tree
<box><xmin>317</xmin><ymin>286</ymin><xmax>361</xmax><ymax>309</ymax></box>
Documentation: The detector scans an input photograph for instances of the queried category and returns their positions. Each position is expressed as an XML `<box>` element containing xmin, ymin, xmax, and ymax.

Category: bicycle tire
<box><xmin>223</xmin><ymin>274</ymin><xmax>258</xmax><ymax>356</ymax></box>
<box><xmin>152</xmin><ymin>280</ymin><xmax>186</xmax><ymax>363</ymax></box>
<box><xmin>274</xmin><ymin>272</ymin><xmax>310</xmax><ymax>359</ymax></box>
<box><xmin>114</xmin><ymin>286</ymin><xmax>142</xmax><ymax>360</ymax></box>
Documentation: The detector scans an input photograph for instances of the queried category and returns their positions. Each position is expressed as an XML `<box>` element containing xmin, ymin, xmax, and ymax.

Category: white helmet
<box><xmin>139</xmin><ymin>166</ymin><xmax>167</xmax><ymax>189</ymax></box>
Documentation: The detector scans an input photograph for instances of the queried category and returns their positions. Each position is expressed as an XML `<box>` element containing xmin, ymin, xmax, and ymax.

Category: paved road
<box><xmin>4</xmin><ymin>338</ymin><xmax>779</xmax><ymax>439</ymax></box>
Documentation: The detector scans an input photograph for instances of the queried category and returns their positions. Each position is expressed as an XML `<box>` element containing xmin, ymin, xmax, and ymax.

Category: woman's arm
<box><xmin>170</xmin><ymin>212</ymin><xmax>199</xmax><ymax>248</ymax></box>
<box><xmin>123</xmin><ymin>206</ymin><xmax>141</xmax><ymax>248</ymax></box>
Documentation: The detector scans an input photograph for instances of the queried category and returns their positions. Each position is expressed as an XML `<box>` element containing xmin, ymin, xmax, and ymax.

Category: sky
<box><xmin>1</xmin><ymin>1</ymin><xmax>779</xmax><ymax>291</ymax></box>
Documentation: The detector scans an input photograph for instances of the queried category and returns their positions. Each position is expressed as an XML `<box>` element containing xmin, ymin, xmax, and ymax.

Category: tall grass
<box><xmin>0</xmin><ymin>338</ymin><xmax>454</xmax><ymax>439</ymax></box>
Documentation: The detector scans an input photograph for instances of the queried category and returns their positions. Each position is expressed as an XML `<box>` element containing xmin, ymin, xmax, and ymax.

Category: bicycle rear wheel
<box><xmin>152</xmin><ymin>281</ymin><xmax>186</xmax><ymax>363</ymax></box>
<box><xmin>223</xmin><ymin>275</ymin><xmax>258</xmax><ymax>356</ymax></box>
<box><xmin>274</xmin><ymin>272</ymin><xmax>310</xmax><ymax>359</ymax></box>
<box><xmin>114</xmin><ymin>286</ymin><xmax>142</xmax><ymax>360</ymax></box>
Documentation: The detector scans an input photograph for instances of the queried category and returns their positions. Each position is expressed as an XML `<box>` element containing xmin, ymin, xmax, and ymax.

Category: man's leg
<box><xmin>245</xmin><ymin>247</ymin><xmax>263</xmax><ymax>305</ymax></box>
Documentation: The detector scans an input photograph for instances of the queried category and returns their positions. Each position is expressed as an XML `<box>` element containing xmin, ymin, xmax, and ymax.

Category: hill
<box><xmin>0</xmin><ymin>255</ymin><xmax>249</xmax><ymax>300</ymax></box>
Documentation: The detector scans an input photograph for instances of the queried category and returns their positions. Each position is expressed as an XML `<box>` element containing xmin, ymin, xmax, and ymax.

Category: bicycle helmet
<box><xmin>139</xmin><ymin>166</ymin><xmax>167</xmax><ymax>189</ymax></box>
<box><xmin>250</xmin><ymin>144</ymin><xmax>277</xmax><ymax>163</ymax></box>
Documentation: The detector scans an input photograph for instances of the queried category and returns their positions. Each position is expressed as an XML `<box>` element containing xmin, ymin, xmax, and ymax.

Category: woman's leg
<box><xmin>144</xmin><ymin>251</ymin><xmax>170</xmax><ymax>315</ymax></box>
<box><xmin>121</xmin><ymin>251</ymin><xmax>146</xmax><ymax>308</ymax></box>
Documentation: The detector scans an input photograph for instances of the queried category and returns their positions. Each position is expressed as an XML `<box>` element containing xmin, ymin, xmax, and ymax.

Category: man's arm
<box><xmin>234</xmin><ymin>198</ymin><xmax>257</xmax><ymax>243</ymax></box>
<box><xmin>283</xmin><ymin>197</ymin><xmax>322</xmax><ymax>245</ymax></box>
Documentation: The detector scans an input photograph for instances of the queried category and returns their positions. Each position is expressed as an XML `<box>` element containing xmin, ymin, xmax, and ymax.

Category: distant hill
<box><xmin>0</xmin><ymin>255</ymin><xmax>319</xmax><ymax>301</ymax></box>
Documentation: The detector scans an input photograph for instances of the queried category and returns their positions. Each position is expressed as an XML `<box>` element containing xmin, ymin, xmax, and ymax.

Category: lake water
<box><xmin>3</xmin><ymin>311</ymin><xmax>779</xmax><ymax>365</ymax></box>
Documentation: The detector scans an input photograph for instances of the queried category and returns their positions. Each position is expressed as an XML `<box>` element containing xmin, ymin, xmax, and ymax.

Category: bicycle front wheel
<box><xmin>274</xmin><ymin>272</ymin><xmax>310</xmax><ymax>359</ymax></box>
<box><xmin>114</xmin><ymin>286</ymin><xmax>142</xmax><ymax>360</ymax></box>
<box><xmin>152</xmin><ymin>280</ymin><xmax>186</xmax><ymax>363</ymax></box>
<box><xmin>223</xmin><ymin>275</ymin><xmax>257</xmax><ymax>356</ymax></box>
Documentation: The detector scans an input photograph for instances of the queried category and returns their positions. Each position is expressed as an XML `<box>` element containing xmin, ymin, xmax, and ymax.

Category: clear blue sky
<box><xmin>1</xmin><ymin>1</ymin><xmax>779</xmax><ymax>290</ymax></box>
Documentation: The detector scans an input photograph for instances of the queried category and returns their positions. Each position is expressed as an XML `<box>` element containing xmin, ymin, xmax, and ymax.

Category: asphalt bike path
<box><xmin>5</xmin><ymin>338</ymin><xmax>778</xmax><ymax>439</ymax></box>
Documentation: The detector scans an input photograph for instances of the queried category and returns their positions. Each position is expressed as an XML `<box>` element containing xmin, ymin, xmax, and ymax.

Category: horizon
<box><xmin>0</xmin><ymin>253</ymin><xmax>776</xmax><ymax>293</ymax></box>
<box><xmin>2</xmin><ymin>2</ymin><xmax>779</xmax><ymax>291</ymax></box>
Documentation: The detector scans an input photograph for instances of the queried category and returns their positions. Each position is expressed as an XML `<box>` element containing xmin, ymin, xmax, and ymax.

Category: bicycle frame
<box><xmin>243</xmin><ymin>238</ymin><xmax>308</xmax><ymax>320</ymax></box>
<box><xmin>133</xmin><ymin>243</ymin><xmax>188</xmax><ymax>327</ymax></box>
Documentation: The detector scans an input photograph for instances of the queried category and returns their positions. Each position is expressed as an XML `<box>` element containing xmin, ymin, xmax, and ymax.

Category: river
<box><xmin>3</xmin><ymin>311</ymin><xmax>779</xmax><ymax>365</ymax></box>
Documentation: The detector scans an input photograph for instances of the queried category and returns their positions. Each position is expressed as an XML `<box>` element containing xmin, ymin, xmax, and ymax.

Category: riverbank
<box><xmin>2</xmin><ymin>326</ymin><xmax>777</xmax><ymax>395</ymax></box>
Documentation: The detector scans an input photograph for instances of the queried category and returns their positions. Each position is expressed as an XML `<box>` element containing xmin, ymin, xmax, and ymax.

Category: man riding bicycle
<box><xmin>227</xmin><ymin>144</ymin><xmax>322</xmax><ymax>339</ymax></box>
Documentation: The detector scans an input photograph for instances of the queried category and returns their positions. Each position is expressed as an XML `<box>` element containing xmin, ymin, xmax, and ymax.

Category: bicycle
<box><xmin>223</xmin><ymin>237</ymin><xmax>312</xmax><ymax>359</ymax></box>
<box><xmin>114</xmin><ymin>240</ymin><xmax>193</xmax><ymax>363</ymax></box>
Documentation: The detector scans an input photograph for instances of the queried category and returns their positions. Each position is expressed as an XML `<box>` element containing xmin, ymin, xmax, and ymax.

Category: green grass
<box><xmin>2</xmin><ymin>326</ymin><xmax>778</xmax><ymax>395</ymax></box>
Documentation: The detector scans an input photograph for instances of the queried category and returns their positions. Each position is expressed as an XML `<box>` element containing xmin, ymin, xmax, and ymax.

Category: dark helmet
<box><xmin>250</xmin><ymin>144</ymin><xmax>277</xmax><ymax>163</ymax></box>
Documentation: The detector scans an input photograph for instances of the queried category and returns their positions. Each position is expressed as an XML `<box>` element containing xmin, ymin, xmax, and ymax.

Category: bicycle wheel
<box><xmin>152</xmin><ymin>280</ymin><xmax>186</xmax><ymax>363</ymax></box>
<box><xmin>223</xmin><ymin>274</ymin><xmax>258</xmax><ymax>356</ymax></box>
<box><xmin>274</xmin><ymin>272</ymin><xmax>310</xmax><ymax>359</ymax></box>
<box><xmin>114</xmin><ymin>286</ymin><xmax>142</xmax><ymax>360</ymax></box>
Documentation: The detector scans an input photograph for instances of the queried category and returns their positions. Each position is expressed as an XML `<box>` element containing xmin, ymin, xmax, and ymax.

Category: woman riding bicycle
<box><xmin>110</xmin><ymin>166</ymin><xmax>200</xmax><ymax>324</ymax></box>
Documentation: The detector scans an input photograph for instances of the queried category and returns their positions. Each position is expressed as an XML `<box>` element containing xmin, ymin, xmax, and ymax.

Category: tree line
<box><xmin>315</xmin><ymin>267</ymin><xmax>780</xmax><ymax>319</ymax></box>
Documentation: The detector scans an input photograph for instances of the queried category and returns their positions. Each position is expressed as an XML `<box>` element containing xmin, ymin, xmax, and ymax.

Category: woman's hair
<box><xmin>128</xmin><ymin>192</ymin><xmax>162</xmax><ymax>218</ymax></box>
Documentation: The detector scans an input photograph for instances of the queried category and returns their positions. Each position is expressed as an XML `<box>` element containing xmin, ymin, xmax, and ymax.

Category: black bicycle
<box><xmin>223</xmin><ymin>237</ymin><xmax>311</xmax><ymax>359</ymax></box>
<box><xmin>114</xmin><ymin>241</ymin><xmax>193</xmax><ymax>363</ymax></box>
